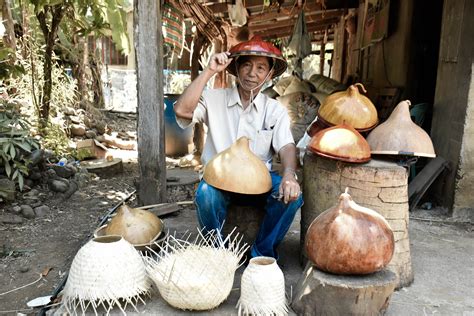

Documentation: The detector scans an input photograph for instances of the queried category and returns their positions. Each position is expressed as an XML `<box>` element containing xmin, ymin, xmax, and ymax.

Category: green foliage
<box><xmin>0</xmin><ymin>101</ymin><xmax>40</xmax><ymax>190</ymax></box>
<box><xmin>7</xmin><ymin>40</ymin><xmax>78</xmax><ymax>125</ymax></box>
<box><xmin>41</xmin><ymin>121</ymin><xmax>74</xmax><ymax>159</ymax></box>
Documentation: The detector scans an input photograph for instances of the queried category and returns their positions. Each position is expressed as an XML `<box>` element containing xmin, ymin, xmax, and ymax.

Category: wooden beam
<box><xmin>249</xmin><ymin>15</ymin><xmax>342</xmax><ymax>32</ymax></box>
<box><xmin>253</xmin><ymin>19</ymin><xmax>339</xmax><ymax>38</ymax></box>
<box><xmin>249</xmin><ymin>6</ymin><xmax>342</xmax><ymax>25</ymax></box>
<box><xmin>134</xmin><ymin>0</ymin><xmax>167</xmax><ymax>205</ymax></box>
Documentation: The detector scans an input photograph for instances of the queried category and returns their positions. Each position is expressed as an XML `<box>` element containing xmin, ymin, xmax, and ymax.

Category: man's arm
<box><xmin>278</xmin><ymin>143</ymin><xmax>301</xmax><ymax>204</ymax></box>
<box><xmin>174</xmin><ymin>52</ymin><xmax>232</xmax><ymax>120</ymax></box>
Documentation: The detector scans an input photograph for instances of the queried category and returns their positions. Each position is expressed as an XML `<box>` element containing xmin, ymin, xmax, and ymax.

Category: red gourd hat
<box><xmin>227</xmin><ymin>36</ymin><xmax>287</xmax><ymax>78</ymax></box>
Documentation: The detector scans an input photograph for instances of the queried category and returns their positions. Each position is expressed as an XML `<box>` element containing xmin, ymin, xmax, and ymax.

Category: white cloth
<box><xmin>175</xmin><ymin>87</ymin><xmax>294</xmax><ymax>170</ymax></box>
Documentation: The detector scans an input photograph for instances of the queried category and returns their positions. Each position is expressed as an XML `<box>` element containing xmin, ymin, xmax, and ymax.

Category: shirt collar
<box><xmin>227</xmin><ymin>86</ymin><xmax>265</xmax><ymax>112</ymax></box>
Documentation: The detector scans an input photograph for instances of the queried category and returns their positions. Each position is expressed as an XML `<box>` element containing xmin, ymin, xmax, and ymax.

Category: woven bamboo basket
<box><xmin>237</xmin><ymin>256</ymin><xmax>288</xmax><ymax>316</ymax></box>
<box><xmin>144</xmin><ymin>229</ymin><xmax>248</xmax><ymax>311</ymax></box>
<box><xmin>61</xmin><ymin>236</ymin><xmax>151</xmax><ymax>315</ymax></box>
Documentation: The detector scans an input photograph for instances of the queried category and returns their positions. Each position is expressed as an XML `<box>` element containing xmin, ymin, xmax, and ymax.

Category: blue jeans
<box><xmin>195</xmin><ymin>171</ymin><xmax>304</xmax><ymax>259</ymax></box>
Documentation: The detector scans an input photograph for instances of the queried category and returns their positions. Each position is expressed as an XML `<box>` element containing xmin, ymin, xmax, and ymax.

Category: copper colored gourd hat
<box><xmin>307</xmin><ymin>123</ymin><xmax>371</xmax><ymax>163</ymax></box>
<box><xmin>227</xmin><ymin>36</ymin><xmax>287</xmax><ymax>78</ymax></box>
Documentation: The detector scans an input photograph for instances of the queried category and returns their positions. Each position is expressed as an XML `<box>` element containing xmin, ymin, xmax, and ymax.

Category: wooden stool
<box><xmin>301</xmin><ymin>153</ymin><xmax>414</xmax><ymax>288</ymax></box>
<box><xmin>222</xmin><ymin>205</ymin><xmax>264</xmax><ymax>246</ymax></box>
<box><xmin>292</xmin><ymin>263</ymin><xmax>397</xmax><ymax>316</ymax></box>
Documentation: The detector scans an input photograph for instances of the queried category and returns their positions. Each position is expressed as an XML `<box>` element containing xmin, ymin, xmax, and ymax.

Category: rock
<box><xmin>69</xmin><ymin>115</ymin><xmax>81</xmax><ymax>124</ymax></box>
<box><xmin>63</xmin><ymin>106</ymin><xmax>76</xmax><ymax>116</ymax></box>
<box><xmin>0</xmin><ymin>214</ymin><xmax>23</xmax><ymax>224</ymax></box>
<box><xmin>12</xmin><ymin>205</ymin><xmax>22</xmax><ymax>214</ymax></box>
<box><xmin>24</xmin><ymin>179</ymin><xmax>34</xmax><ymax>188</ymax></box>
<box><xmin>34</xmin><ymin>205</ymin><xmax>50</xmax><ymax>217</ymax></box>
<box><xmin>0</xmin><ymin>178</ymin><xmax>16</xmax><ymax>201</ymax></box>
<box><xmin>20</xmin><ymin>205</ymin><xmax>35</xmax><ymax>219</ymax></box>
<box><xmin>49</xmin><ymin>179</ymin><xmax>69</xmax><ymax>193</ymax></box>
<box><xmin>28</xmin><ymin>172</ymin><xmax>42</xmax><ymax>181</ymax></box>
<box><xmin>51</xmin><ymin>165</ymin><xmax>75</xmax><ymax>178</ymax></box>
<box><xmin>70</xmin><ymin>124</ymin><xmax>86</xmax><ymax>137</ymax></box>
<box><xmin>85</xmin><ymin>130</ymin><xmax>97</xmax><ymax>139</ymax></box>
<box><xmin>95</xmin><ymin>121</ymin><xmax>107</xmax><ymax>135</ymax></box>
<box><xmin>83</xmin><ymin>116</ymin><xmax>93</xmax><ymax>128</ymax></box>
<box><xmin>19</xmin><ymin>266</ymin><xmax>30</xmax><ymax>273</ymax></box>
<box><xmin>27</xmin><ymin>149</ymin><xmax>44</xmax><ymax>167</ymax></box>
<box><xmin>30</xmin><ymin>201</ymin><xmax>42</xmax><ymax>208</ymax></box>
<box><xmin>62</xmin><ymin>180</ymin><xmax>79</xmax><ymax>200</ymax></box>
<box><xmin>26</xmin><ymin>188</ymin><xmax>39</xmax><ymax>197</ymax></box>
<box><xmin>45</xmin><ymin>169</ymin><xmax>57</xmax><ymax>178</ymax></box>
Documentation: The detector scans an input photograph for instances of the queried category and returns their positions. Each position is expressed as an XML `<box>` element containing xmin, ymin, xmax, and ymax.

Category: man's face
<box><xmin>237</xmin><ymin>56</ymin><xmax>273</xmax><ymax>91</ymax></box>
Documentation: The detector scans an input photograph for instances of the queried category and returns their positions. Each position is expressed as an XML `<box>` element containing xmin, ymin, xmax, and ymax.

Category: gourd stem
<box><xmin>354</xmin><ymin>83</ymin><xmax>367</xmax><ymax>93</ymax></box>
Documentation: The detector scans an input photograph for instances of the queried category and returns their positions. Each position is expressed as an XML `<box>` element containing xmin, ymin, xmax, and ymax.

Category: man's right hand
<box><xmin>207</xmin><ymin>52</ymin><xmax>233</xmax><ymax>74</ymax></box>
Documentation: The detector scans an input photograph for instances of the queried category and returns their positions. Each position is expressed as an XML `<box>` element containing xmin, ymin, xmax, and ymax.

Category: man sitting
<box><xmin>174</xmin><ymin>37</ymin><xmax>303</xmax><ymax>259</ymax></box>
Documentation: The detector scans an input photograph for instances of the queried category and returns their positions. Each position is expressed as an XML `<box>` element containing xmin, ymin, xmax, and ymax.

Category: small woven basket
<box><xmin>237</xmin><ymin>256</ymin><xmax>288</xmax><ymax>316</ymax></box>
<box><xmin>61</xmin><ymin>236</ymin><xmax>151</xmax><ymax>314</ymax></box>
<box><xmin>144</xmin><ymin>229</ymin><xmax>248</xmax><ymax>311</ymax></box>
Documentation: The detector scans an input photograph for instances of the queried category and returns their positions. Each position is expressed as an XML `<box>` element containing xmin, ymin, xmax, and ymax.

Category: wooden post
<box><xmin>191</xmin><ymin>34</ymin><xmax>205</xmax><ymax>158</ymax></box>
<box><xmin>301</xmin><ymin>154</ymin><xmax>414</xmax><ymax>289</ymax></box>
<box><xmin>134</xmin><ymin>0</ymin><xmax>166</xmax><ymax>205</ymax></box>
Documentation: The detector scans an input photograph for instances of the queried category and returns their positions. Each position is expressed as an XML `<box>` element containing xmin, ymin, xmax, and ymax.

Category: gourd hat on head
<box><xmin>227</xmin><ymin>36</ymin><xmax>287</xmax><ymax>78</ymax></box>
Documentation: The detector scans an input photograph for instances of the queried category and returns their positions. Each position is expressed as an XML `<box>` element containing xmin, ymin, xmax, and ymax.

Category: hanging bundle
<box><xmin>287</xmin><ymin>10</ymin><xmax>312</xmax><ymax>59</ymax></box>
<box><xmin>228</xmin><ymin>0</ymin><xmax>248</xmax><ymax>27</ymax></box>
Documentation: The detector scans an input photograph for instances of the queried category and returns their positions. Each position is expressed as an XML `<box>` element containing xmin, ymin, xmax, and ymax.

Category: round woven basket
<box><xmin>62</xmin><ymin>236</ymin><xmax>151</xmax><ymax>314</ymax></box>
<box><xmin>144</xmin><ymin>230</ymin><xmax>248</xmax><ymax>311</ymax></box>
<box><xmin>237</xmin><ymin>256</ymin><xmax>288</xmax><ymax>316</ymax></box>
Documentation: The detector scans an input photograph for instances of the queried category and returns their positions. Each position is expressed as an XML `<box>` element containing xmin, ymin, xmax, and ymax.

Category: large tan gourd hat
<box><xmin>307</xmin><ymin>123</ymin><xmax>371</xmax><ymax>163</ymax></box>
<box><xmin>203</xmin><ymin>137</ymin><xmax>272</xmax><ymax>194</ymax></box>
<box><xmin>367</xmin><ymin>100</ymin><xmax>436</xmax><ymax>157</ymax></box>
<box><xmin>318</xmin><ymin>83</ymin><xmax>378</xmax><ymax>131</ymax></box>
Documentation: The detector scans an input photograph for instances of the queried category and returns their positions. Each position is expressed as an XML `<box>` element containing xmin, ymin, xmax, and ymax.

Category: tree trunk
<box><xmin>134</xmin><ymin>0</ymin><xmax>166</xmax><ymax>205</ymax></box>
<box><xmin>1</xmin><ymin>0</ymin><xmax>16</xmax><ymax>51</ymax></box>
<box><xmin>36</xmin><ymin>5</ymin><xmax>67</xmax><ymax>128</ymax></box>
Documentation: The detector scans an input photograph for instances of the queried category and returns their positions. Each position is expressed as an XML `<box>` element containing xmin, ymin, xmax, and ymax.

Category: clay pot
<box><xmin>203</xmin><ymin>137</ymin><xmax>272</xmax><ymax>194</ymax></box>
<box><xmin>305</xmin><ymin>189</ymin><xmax>394</xmax><ymax>275</ymax></box>
<box><xmin>105</xmin><ymin>204</ymin><xmax>163</xmax><ymax>245</ymax></box>
<box><xmin>318</xmin><ymin>83</ymin><xmax>378</xmax><ymax>131</ymax></box>
<box><xmin>367</xmin><ymin>100</ymin><xmax>436</xmax><ymax>157</ymax></box>
<box><xmin>307</xmin><ymin>123</ymin><xmax>371</xmax><ymax>163</ymax></box>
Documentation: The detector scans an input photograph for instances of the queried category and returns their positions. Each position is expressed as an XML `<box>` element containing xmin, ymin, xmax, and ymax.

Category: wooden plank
<box><xmin>408</xmin><ymin>157</ymin><xmax>449</xmax><ymax>210</ymax></box>
<box><xmin>134</xmin><ymin>0</ymin><xmax>167</xmax><ymax>205</ymax></box>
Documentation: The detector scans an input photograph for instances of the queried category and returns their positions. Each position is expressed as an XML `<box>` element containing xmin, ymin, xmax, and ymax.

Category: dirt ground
<box><xmin>0</xmin><ymin>112</ymin><xmax>473</xmax><ymax>315</ymax></box>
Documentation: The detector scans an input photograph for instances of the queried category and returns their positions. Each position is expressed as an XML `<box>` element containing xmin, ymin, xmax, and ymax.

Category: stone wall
<box><xmin>453</xmin><ymin>64</ymin><xmax>474</xmax><ymax>221</ymax></box>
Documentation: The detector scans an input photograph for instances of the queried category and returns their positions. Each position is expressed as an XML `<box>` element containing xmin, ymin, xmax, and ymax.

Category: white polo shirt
<box><xmin>176</xmin><ymin>87</ymin><xmax>294</xmax><ymax>170</ymax></box>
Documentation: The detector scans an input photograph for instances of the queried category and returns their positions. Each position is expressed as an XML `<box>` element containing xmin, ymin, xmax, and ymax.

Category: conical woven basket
<box><xmin>144</xmin><ymin>229</ymin><xmax>248</xmax><ymax>311</ymax></box>
<box><xmin>237</xmin><ymin>256</ymin><xmax>288</xmax><ymax>316</ymax></box>
<box><xmin>61</xmin><ymin>236</ymin><xmax>151</xmax><ymax>315</ymax></box>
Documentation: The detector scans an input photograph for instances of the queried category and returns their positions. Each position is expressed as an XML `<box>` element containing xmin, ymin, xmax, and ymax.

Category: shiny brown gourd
<box><xmin>105</xmin><ymin>204</ymin><xmax>163</xmax><ymax>245</ymax></box>
<box><xmin>305</xmin><ymin>189</ymin><xmax>394</xmax><ymax>275</ymax></box>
